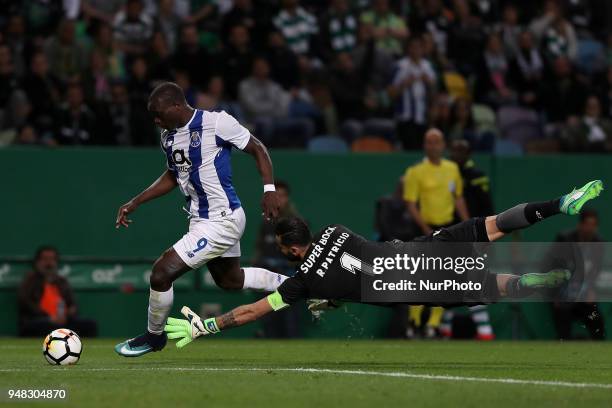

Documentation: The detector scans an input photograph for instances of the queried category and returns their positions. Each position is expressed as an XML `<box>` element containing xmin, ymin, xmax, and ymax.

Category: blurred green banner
<box><xmin>0</xmin><ymin>261</ymin><xmax>195</xmax><ymax>290</ymax></box>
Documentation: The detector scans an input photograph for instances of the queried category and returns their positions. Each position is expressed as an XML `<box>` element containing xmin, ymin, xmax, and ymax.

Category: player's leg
<box><xmin>469</xmin><ymin>305</ymin><xmax>494</xmax><ymax>340</ymax></box>
<box><xmin>485</xmin><ymin>179</ymin><xmax>603</xmax><ymax>242</ymax></box>
<box><xmin>577</xmin><ymin>303</ymin><xmax>606</xmax><ymax>340</ymax></box>
<box><xmin>149</xmin><ymin>248</ymin><xmax>192</xmax><ymax>291</ymax></box>
<box><xmin>439</xmin><ymin>306</ymin><xmax>494</xmax><ymax>340</ymax></box>
<box><xmin>424</xmin><ymin>306</ymin><xmax>444</xmax><ymax>339</ymax></box>
<box><xmin>207</xmin><ymin>256</ymin><xmax>243</xmax><ymax>290</ymax></box>
<box><xmin>466</xmin><ymin>267</ymin><xmax>571</xmax><ymax>304</ymax></box>
<box><xmin>428</xmin><ymin>181</ymin><xmax>602</xmax><ymax>305</ymax></box>
<box><xmin>207</xmin><ymin>255</ymin><xmax>288</xmax><ymax>291</ymax></box>
<box><xmin>406</xmin><ymin>305</ymin><xmax>424</xmax><ymax>338</ymax></box>
<box><xmin>206</xmin><ymin>207</ymin><xmax>289</xmax><ymax>292</ymax></box>
<box><xmin>115</xmin><ymin>248</ymin><xmax>191</xmax><ymax>357</ymax></box>
<box><xmin>147</xmin><ymin>249</ymin><xmax>191</xmax><ymax>334</ymax></box>
<box><xmin>495</xmin><ymin>269</ymin><xmax>571</xmax><ymax>298</ymax></box>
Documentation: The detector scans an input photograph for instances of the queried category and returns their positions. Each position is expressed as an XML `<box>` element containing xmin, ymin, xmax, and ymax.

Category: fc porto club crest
<box><xmin>190</xmin><ymin>130</ymin><xmax>202</xmax><ymax>147</ymax></box>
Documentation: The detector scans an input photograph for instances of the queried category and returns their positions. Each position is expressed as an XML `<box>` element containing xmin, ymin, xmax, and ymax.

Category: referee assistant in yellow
<box><xmin>403</xmin><ymin>128</ymin><xmax>470</xmax><ymax>336</ymax></box>
<box><xmin>404</xmin><ymin>128</ymin><xmax>470</xmax><ymax>235</ymax></box>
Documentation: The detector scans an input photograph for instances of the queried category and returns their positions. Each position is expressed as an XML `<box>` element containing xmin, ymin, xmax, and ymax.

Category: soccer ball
<box><xmin>42</xmin><ymin>329</ymin><xmax>82</xmax><ymax>365</ymax></box>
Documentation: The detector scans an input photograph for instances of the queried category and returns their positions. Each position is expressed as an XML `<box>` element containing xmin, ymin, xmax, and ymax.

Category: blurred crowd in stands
<box><xmin>1</xmin><ymin>0</ymin><xmax>611</xmax><ymax>152</ymax></box>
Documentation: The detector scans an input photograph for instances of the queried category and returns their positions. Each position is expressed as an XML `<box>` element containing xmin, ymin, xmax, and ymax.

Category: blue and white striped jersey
<box><xmin>391</xmin><ymin>57</ymin><xmax>436</xmax><ymax>125</ymax></box>
<box><xmin>160</xmin><ymin>109</ymin><xmax>251</xmax><ymax>219</ymax></box>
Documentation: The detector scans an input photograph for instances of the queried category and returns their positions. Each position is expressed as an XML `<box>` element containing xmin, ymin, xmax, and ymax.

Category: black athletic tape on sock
<box><xmin>524</xmin><ymin>199</ymin><xmax>561</xmax><ymax>224</ymax></box>
<box><xmin>496</xmin><ymin>198</ymin><xmax>562</xmax><ymax>233</ymax></box>
<box><xmin>505</xmin><ymin>276</ymin><xmax>521</xmax><ymax>298</ymax></box>
<box><xmin>474</xmin><ymin>217</ymin><xmax>489</xmax><ymax>242</ymax></box>
<box><xmin>505</xmin><ymin>276</ymin><xmax>536</xmax><ymax>298</ymax></box>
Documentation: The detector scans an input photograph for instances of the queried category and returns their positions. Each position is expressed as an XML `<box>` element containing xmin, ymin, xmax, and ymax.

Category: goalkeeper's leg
<box><xmin>497</xmin><ymin>269</ymin><xmax>571</xmax><ymax>298</ymax></box>
<box><xmin>486</xmin><ymin>180</ymin><xmax>603</xmax><ymax>242</ymax></box>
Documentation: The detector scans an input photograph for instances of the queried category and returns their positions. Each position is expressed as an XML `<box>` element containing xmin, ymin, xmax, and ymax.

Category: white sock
<box><xmin>147</xmin><ymin>286</ymin><xmax>174</xmax><ymax>334</ymax></box>
<box><xmin>470</xmin><ymin>305</ymin><xmax>494</xmax><ymax>337</ymax></box>
<box><xmin>242</xmin><ymin>267</ymin><xmax>288</xmax><ymax>291</ymax></box>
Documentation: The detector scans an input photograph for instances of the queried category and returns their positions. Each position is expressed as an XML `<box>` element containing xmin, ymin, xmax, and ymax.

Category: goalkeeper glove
<box><xmin>164</xmin><ymin>306</ymin><xmax>220</xmax><ymax>348</ymax></box>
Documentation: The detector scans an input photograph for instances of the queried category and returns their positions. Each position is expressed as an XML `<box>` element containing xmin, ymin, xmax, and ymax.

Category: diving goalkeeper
<box><xmin>165</xmin><ymin>180</ymin><xmax>603</xmax><ymax>347</ymax></box>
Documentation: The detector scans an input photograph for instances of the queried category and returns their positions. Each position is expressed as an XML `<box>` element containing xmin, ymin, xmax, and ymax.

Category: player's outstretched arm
<box><xmin>242</xmin><ymin>136</ymin><xmax>280</xmax><ymax>221</ymax></box>
<box><xmin>216</xmin><ymin>297</ymin><xmax>273</xmax><ymax>329</ymax></box>
<box><xmin>115</xmin><ymin>169</ymin><xmax>178</xmax><ymax>228</ymax></box>
<box><xmin>165</xmin><ymin>298</ymin><xmax>273</xmax><ymax>348</ymax></box>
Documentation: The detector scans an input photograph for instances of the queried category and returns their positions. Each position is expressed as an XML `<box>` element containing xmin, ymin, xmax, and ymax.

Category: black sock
<box><xmin>524</xmin><ymin>199</ymin><xmax>561</xmax><ymax>224</ymax></box>
<box><xmin>496</xmin><ymin>198</ymin><xmax>561</xmax><ymax>233</ymax></box>
<box><xmin>128</xmin><ymin>331</ymin><xmax>165</xmax><ymax>347</ymax></box>
<box><xmin>505</xmin><ymin>276</ymin><xmax>535</xmax><ymax>298</ymax></box>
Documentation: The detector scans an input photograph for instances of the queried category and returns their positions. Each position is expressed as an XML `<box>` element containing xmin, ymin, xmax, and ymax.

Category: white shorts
<box><xmin>173</xmin><ymin>207</ymin><xmax>246</xmax><ymax>269</ymax></box>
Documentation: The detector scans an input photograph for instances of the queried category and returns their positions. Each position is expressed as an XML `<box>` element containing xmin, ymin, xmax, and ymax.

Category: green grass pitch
<box><xmin>1</xmin><ymin>339</ymin><xmax>611</xmax><ymax>407</ymax></box>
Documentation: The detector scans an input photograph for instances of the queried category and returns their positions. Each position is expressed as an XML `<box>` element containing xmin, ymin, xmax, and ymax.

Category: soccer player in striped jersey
<box><xmin>114</xmin><ymin>82</ymin><xmax>289</xmax><ymax>357</ymax></box>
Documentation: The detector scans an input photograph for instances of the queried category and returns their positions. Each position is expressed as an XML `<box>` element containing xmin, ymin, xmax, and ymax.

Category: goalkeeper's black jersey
<box><xmin>276</xmin><ymin>224</ymin><xmax>382</xmax><ymax>305</ymax></box>
<box><xmin>275</xmin><ymin>218</ymin><xmax>497</xmax><ymax>306</ymax></box>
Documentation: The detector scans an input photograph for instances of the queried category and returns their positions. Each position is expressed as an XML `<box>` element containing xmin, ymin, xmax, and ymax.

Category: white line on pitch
<box><xmin>0</xmin><ymin>345</ymin><xmax>111</xmax><ymax>349</ymax></box>
<box><xmin>0</xmin><ymin>367</ymin><xmax>611</xmax><ymax>390</ymax></box>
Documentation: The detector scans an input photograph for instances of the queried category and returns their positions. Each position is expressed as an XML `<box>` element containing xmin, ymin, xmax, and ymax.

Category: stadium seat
<box><xmin>525</xmin><ymin>139</ymin><xmax>561</xmax><ymax>153</ymax></box>
<box><xmin>497</xmin><ymin>106</ymin><xmax>542</xmax><ymax>146</ymax></box>
<box><xmin>0</xmin><ymin>129</ymin><xmax>15</xmax><ymax>146</ymax></box>
<box><xmin>443</xmin><ymin>71</ymin><xmax>470</xmax><ymax>100</ymax></box>
<box><xmin>494</xmin><ymin>139</ymin><xmax>524</xmax><ymax>156</ymax></box>
<box><xmin>576</xmin><ymin>39</ymin><xmax>605</xmax><ymax>75</ymax></box>
<box><xmin>307</xmin><ymin>136</ymin><xmax>349</xmax><ymax>153</ymax></box>
<box><xmin>472</xmin><ymin>104</ymin><xmax>498</xmax><ymax>135</ymax></box>
<box><xmin>351</xmin><ymin>136</ymin><xmax>394</xmax><ymax>152</ymax></box>
<box><xmin>466</xmin><ymin>131</ymin><xmax>496</xmax><ymax>152</ymax></box>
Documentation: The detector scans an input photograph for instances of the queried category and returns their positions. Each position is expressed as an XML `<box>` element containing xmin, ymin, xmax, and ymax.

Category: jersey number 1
<box><xmin>340</xmin><ymin>252</ymin><xmax>374</xmax><ymax>276</ymax></box>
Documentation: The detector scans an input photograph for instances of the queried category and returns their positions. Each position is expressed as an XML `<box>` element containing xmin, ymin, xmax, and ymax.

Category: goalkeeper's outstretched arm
<box><xmin>216</xmin><ymin>297</ymin><xmax>273</xmax><ymax>330</ymax></box>
<box><xmin>165</xmin><ymin>295</ymin><xmax>277</xmax><ymax>347</ymax></box>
